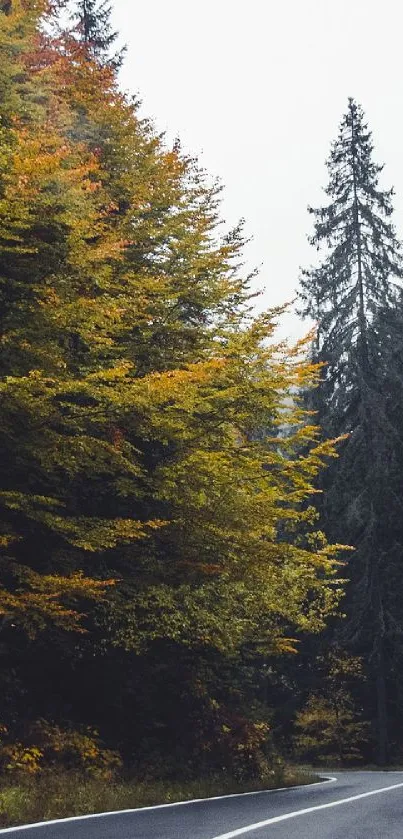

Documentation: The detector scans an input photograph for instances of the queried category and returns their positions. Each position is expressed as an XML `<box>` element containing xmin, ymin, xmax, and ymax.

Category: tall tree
<box><xmin>0</xmin><ymin>0</ymin><xmax>342</xmax><ymax>777</ymax></box>
<box><xmin>299</xmin><ymin>98</ymin><xmax>403</xmax><ymax>763</ymax></box>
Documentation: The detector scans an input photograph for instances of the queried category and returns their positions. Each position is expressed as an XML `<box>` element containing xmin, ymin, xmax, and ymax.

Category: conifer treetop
<box><xmin>299</xmin><ymin>97</ymin><xmax>403</xmax><ymax>357</ymax></box>
<box><xmin>71</xmin><ymin>0</ymin><xmax>126</xmax><ymax>69</ymax></box>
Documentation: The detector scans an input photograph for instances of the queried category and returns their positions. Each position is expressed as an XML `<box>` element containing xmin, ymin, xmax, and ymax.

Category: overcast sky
<box><xmin>111</xmin><ymin>0</ymin><xmax>403</xmax><ymax>339</ymax></box>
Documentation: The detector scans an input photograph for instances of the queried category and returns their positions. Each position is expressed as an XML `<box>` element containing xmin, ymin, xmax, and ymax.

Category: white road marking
<box><xmin>211</xmin><ymin>779</ymin><xmax>403</xmax><ymax>839</ymax></box>
<box><xmin>0</xmin><ymin>777</ymin><xmax>336</xmax><ymax>834</ymax></box>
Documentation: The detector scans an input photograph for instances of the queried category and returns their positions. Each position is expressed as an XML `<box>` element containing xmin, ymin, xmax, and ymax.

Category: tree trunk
<box><xmin>373</xmin><ymin>559</ymin><xmax>388</xmax><ymax>765</ymax></box>
<box><xmin>350</xmin><ymin>103</ymin><xmax>369</xmax><ymax>372</ymax></box>
<box><xmin>376</xmin><ymin>639</ymin><xmax>388</xmax><ymax>765</ymax></box>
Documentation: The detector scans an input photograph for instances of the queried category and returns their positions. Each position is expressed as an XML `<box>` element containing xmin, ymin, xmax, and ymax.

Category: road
<box><xmin>1</xmin><ymin>771</ymin><xmax>403</xmax><ymax>838</ymax></box>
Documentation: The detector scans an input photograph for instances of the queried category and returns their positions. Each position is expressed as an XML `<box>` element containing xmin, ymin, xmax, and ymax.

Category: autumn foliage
<box><xmin>0</xmin><ymin>1</ymin><xmax>343</xmax><ymax>778</ymax></box>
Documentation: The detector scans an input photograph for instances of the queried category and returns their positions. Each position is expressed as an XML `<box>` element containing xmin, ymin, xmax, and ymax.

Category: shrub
<box><xmin>0</xmin><ymin>721</ymin><xmax>122</xmax><ymax>779</ymax></box>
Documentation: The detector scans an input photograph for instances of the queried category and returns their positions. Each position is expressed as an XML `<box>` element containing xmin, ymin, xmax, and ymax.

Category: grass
<box><xmin>0</xmin><ymin>767</ymin><xmax>318</xmax><ymax>829</ymax></box>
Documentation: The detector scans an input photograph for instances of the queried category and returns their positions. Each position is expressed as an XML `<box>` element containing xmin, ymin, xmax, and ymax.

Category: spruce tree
<box><xmin>71</xmin><ymin>0</ymin><xmax>125</xmax><ymax>68</ymax></box>
<box><xmin>299</xmin><ymin>98</ymin><xmax>403</xmax><ymax>763</ymax></box>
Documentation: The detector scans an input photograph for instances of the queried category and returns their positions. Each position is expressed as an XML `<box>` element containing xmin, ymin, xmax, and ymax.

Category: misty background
<box><xmin>111</xmin><ymin>0</ymin><xmax>403</xmax><ymax>339</ymax></box>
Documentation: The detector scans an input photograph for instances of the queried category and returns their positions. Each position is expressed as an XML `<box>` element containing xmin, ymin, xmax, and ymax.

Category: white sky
<box><xmin>111</xmin><ymin>0</ymin><xmax>403</xmax><ymax>339</ymax></box>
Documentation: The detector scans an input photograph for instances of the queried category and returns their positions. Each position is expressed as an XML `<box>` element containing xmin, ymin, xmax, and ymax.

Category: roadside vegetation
<box><xmin>0</xmin><ymin>767</ymin><xmax>317</xmax><ymax>829</ymax></box>
<box><xmin>1</xmin><ymin>0</ymin><xmax>403</xmax><ymax>829</ymax></box>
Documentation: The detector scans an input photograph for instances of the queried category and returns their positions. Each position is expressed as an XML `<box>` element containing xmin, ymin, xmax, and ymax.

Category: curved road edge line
<box><xmin>210</xmin><ymin>778</ymin><xmax>403</xmax><ymax>839</ymax></box>
<box><xmin>0</xmin><ymin>776</ymin><xmax>337</xmax><ymax>834</ymax></box>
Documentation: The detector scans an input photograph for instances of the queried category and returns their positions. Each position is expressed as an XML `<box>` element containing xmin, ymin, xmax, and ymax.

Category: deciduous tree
<box><xmin>0</xmin><ymin>0</ymin><xmax>343</xmax><ymax>774</ymax></box>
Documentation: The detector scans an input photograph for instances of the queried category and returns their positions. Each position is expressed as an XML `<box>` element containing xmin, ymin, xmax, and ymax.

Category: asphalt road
<box><xmin>1</xmin><ymin>771</ymin><xmax>403</xmax><ymax>839</ymax></box>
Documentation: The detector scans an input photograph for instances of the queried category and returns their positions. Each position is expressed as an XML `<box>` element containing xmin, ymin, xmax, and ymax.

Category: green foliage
<box><xmin>294</xmin><ymin>695</ymin><xmax>368</xmax><ymax>764</ymax></box>
<box><xmin>0</xmin><ymin>721</ymin><xmax>121</xmax><ymax>778</ymax></box>
<box><xmin>294</xmin><ymin>651</ymin><xmax>369</xmax><ymax>763</ymax></box>
<box><xmin>0</xmin><ymin>0</ymin><xmax>344</xmax><ymax>780</ymax></box>
<box><xmin>70</xmin><ymin>0</ymin><xmax>126</xmax><ymax>69</ymax></box>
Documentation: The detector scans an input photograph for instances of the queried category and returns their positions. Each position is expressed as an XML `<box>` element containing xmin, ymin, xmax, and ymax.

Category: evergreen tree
<box><xmin>299</xmin><ymin>98</ymin><xmax>403</xmax><ymax>763</ymax></box>
<box><xmin>71</xmin><ymin>0</ymin><xmax>125</xmax><ymax>68</ymax></box>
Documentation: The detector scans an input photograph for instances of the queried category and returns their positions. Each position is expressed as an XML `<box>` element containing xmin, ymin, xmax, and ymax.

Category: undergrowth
<box><xmin>0</xmin><ymin>767</ymin><xmax>317</xmax><ymax>828</ymax></box>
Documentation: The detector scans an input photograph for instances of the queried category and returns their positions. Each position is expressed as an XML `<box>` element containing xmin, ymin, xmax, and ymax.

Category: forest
<box><xmin>1</xmin><ymin>0</ymin><xmax>403</xmax><ymax>824</ymax></box>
